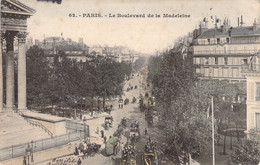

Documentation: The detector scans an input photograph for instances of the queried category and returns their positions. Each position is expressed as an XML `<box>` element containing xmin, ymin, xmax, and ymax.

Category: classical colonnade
<box><xmin>0</xmin><ymin>31</ymin><xmax>27</xmax><ymax>112</ymax></box>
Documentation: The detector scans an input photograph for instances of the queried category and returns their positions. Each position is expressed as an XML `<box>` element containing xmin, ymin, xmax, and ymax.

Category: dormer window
<box><xmin>226</xmin><ymin>38</ymin><xmax>230</xmax><ymax>44</ymax></box>
<box><xmin>243</xmin><ymin>59</ymin><xmax>248</xmax><ymax>64</ymax></box>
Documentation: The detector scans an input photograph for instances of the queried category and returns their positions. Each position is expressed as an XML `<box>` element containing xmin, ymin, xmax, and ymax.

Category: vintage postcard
<box><xmin>0</xmin><ymin>0</ymin><xmax>260</xmax><ymax>165</ymax></box>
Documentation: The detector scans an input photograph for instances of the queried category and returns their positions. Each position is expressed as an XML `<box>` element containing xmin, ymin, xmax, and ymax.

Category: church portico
<box><xmin>1</xmin><ymin>0</ymin><xmax>35</xmax><ymax>112</ymax></box>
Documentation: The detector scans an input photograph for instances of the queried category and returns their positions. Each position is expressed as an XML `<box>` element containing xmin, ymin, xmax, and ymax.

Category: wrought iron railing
<box><xmin>194</xmin><ymin>49</ymin><xmax>258</xmax><ymax>55</ymax></box>
<box><xmin>25</xmin><ymin>117</ymin><xmax>53</xmax><ymax>137</ymax></box>
<box><xmin>17</xmin><ymin>110</ymin><xmax>53</xmax><ymax>137</ymax></box>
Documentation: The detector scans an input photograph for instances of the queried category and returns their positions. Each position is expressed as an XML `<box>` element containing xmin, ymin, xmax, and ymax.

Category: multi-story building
<box><xmin>190</xmin><ymin>18</ymin><xmax>260</xmax><ymax>82</ymax></box>
<box><xmin>242</xmin><ymin>65</ymin><xmax>260</xmax><ymax>132</ymax></box>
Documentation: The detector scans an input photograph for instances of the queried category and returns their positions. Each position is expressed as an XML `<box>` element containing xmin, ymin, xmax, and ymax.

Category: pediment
<box><xmin>1</xmin><ymin>0</ymin><xmax>35</xmax><ymax>16</ymax></box>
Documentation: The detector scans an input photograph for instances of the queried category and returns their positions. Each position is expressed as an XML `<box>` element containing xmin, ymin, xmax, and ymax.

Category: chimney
<box><xmin>221</xmin><ymin>17</ymin><xmax>230</xmax><ymax>33</ymax></box>
<box><xmin>238</xmin><ymin>17</ymin><xmax>240</xmax><ymax>27</ymax></box>
<box><xmin>240</xmin><ymin>15</ymin><xmax>244</xmax><ymax>26</ymax></box>
<box><xmin>253</xmin><ymin>18</ymin><xmax>260</xmax><ymax>31</ymax></box>
<box><xmin>199</xmin><ymin>20</ymin><xmax>208</xmax><ymax>35</ymax></box>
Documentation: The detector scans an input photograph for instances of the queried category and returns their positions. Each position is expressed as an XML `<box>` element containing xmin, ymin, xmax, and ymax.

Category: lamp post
<box><xmin>31</xmin><ymin>140</ymin><xmax>34</xmax><ymax>162</ymax></box>
<box><xmin>25</xmin><ymin>143</ymin><xmax>32</xmax><ymax>165</ymax></box>
<box><xmin>74</xmin><ymin>100</ymin><xmax>77</xmax><ymax>120</ymax></box>
<box><xmin>83</xmin><ymin>117</ymin><xmax>87</xmax><ymax>141</ymax></box>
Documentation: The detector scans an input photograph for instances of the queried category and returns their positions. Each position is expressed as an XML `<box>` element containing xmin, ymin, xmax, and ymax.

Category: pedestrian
<box><xmin>23</xmin><ymin>156</ymin><xmax>26</xmax><ymax>165</ymax></box>
<box><xmin>119</xmin><ymin>104</ymin><xmax>121</xmax><ymax>109</ymax></box>
<box><xmin>77</xmin><ymin>158</ymin><xmax>82</xmax><ymax>165</ymax></box>
<box><xmin>80</xmin><ymin>114</ymin><xmax>82</xmax><ymax>120</ymax></box>
<box><xmin>101</xmin><ymin>130</ymin><xmax>104</xmax><ymax>138</ymax></box>
<box><xmin>103</xmin><ymin>136</ymin><xmax>107</xmax><ymax>143</ymax></box>
<box><xmin>145</xmin><ymin>128</ymin><xmax>148</xmax><ymax>135</ymax></box>
<box><xmin>148</xmin><ymin>136</ymin><xmax>151</xmax><ymax>143</ymax></box>
<box><xmin>74</xmin><ymin>146</ymin><xmax>79</xmax><ymax>155</ymax></box>
<box><xmin>121</xmin><ymin>104</ymin><xmax>124</xmax><ymax>109</ymax></box>
<box><xmin>96</xmin><ymin>127</ymin><xmax>99</xmax><ymax>134</ymax></box>
<box><xmin>90</xmin><ymin>108</ymin><xmax>93</xmax><ymax>116</ymax></box>
<box><xmin>110</xmin><ymin>104</ymin><xmax>113</xmax><ymax>110</ymax></box>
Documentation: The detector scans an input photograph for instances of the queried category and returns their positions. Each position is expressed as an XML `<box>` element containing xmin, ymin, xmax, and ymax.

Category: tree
<box><xmin>26</xmin><ymin>45</ymin><xmax>49</xmax><ymax>108</ymax></box>
<box><xmin>94</xmin><ymin>58</ymin><xmax>127</xmax><ymax>108</ymax></box>
<box><xmin>148</xmin><ymin>49</ymin><xmax>212</xmax><ymax>164</ymax></box>
<box><xmin>231</xmin><ymin>129</ymin><xmax>260</xmax><ymax>165</ymax></box>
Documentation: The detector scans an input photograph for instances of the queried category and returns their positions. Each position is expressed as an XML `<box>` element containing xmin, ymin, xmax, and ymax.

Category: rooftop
<box><xmin>198</xmin><ymin>26</ymin><xmax>260</xmax><ymax>39</ymax></box>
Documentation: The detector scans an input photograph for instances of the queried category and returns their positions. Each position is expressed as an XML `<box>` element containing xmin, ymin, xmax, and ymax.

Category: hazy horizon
<box><xmin>19</xmin><ymin>0</ymin><xmax>260</xmax><ymax>55</ymax></box>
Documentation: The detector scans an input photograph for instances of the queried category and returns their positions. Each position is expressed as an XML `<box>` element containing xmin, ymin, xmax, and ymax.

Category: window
<box><xmin>217</xmin><ymin>38</ymin><xmax>220</xmax><ymax>44</ymax></box>
<box><xmin>196</xmin><ymin>58</ymin><xmax>200</xmax><ymax>64</ymax></box>
<box><xmin>207</xmin><ymin>39</ymin><xmax>210</xmax><ymax>44</ymax></box>
<box><xmin>205</xmin><ymin>68</ymin><xmax>209</xmax><ymax>76</ymax></box>
<box><xmin>213</xmin><ymin>68</ymin><xmax>218</xmax><ymax>77</ymax></box>
<box><xmin>224</xmin><ymin>57</ymin><xmax>228</xmax><ymax>65</ymax></box>
<box><xmin>243</xmin><ymin>58</ymin><xmax>248</xmax><ymax>64</ymax></box>
<box><xmin>256</xmin><ymin>113</ymin><xmax>260</xmax><ymax>129</ymax></box>
<box><xmin>219</xmin><ymin>68</ymin><xmax>223</xmax><ymax>77</ymax></box>
<box><xmin>256</xmin><ymin>82</ymin><xmax>260</xmax><ymax>101</ymax></box>
<box><xmin>215</xmin><ymin>57</ymin><xmax>218</xmax><ymax>65</ymax></box>
<box><xmin>205</xmin><ymin>57</ymin><xmax>209</xmax><ymax>65</ymax></box>
<box><xmin>223</xmin><ymin>68</ymin><xmax>228</xmax><ymax>77</ymax></box>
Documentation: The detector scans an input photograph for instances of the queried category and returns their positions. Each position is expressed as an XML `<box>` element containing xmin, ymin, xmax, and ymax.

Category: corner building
<box><xmin>190</xmin><ymin>18</ymin><xmax>260</xmax><ymax>82</ymax></box>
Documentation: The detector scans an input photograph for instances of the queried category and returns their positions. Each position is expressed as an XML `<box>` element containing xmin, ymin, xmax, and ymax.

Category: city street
<box><xmin>37</xmin><ymin>72</ymin><xmax>152</xmax><ymax>165</ymax></box>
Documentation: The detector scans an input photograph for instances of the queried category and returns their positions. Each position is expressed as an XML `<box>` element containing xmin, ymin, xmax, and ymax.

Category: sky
<box><xmin>20</xmin><ymin>0</ymin><xmax>260</xmax><ymax>54</ymax></box>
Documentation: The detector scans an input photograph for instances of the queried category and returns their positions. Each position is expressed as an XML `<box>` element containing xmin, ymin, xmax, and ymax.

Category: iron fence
<box><xmin>0</xmin><ymin>130</ymin><xmax>87</xmax><ymax>161</ymax></box>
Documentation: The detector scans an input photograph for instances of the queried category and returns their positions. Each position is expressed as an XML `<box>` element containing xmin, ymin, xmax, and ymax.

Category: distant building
<box><xmin>34</xmin><ymin>36</ymin><xmax>139</xmax><ymax>63</ymax></box>
<box><xmin>190</xmin><ymin>17</ymin><xmax>260</xmax><ymax>82</ymax></box>
<box><xmin>35</xmin><ymin>36</ymin><xmax>88</xmax><ymax>62</ymax></box>
<box><xmin>26</xmin><ymin>37</ymin><xmax>33</xmax><ymax>50</ymax></box>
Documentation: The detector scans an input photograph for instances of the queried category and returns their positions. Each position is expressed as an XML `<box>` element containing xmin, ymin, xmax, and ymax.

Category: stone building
<box><xmin>190</xmin><ymin>18</ymin><xmax>260</xmax><ymax>82</ymax></box>
<box><xmin>0</xmin><ymin>0</ymin><xmax>35</xmax><ymax>111</ymax></box>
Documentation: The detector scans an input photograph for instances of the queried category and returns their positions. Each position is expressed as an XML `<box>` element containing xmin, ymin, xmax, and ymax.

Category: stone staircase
<box><xmin>0</xmin><ymin>112</ymin><xmax>50</xmax><ymax>149</ymax></box>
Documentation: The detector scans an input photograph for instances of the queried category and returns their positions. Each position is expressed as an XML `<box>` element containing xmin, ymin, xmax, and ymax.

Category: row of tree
<box><xmin>26</xmin><ymin>45</ymin><xmax>133</xmax><ymax>110</ymax></box>
<box><xmin>147</xmin><ymin>46</ymin><xmax>248</xmax><ymax>164</ymax></box>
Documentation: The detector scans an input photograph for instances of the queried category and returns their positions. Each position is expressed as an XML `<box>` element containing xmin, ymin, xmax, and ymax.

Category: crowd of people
<box><xmin>144</xmin><ymin>137</ymin><xmax>156</xmax><ymax>153</ymax></box>
<box><xmin>122</xmin><ymin>144</ymin><xmax>135</xmax><ymax>161</ymax></box>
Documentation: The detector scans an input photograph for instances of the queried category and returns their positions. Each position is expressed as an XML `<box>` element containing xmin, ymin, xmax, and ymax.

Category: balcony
<box><xmin>194</xmin><ymin>49</ymin><xmax>259</xmax><ymax>55</ymax></box>
<box><xmin>241</xmin><ymin>63</ymin><xmax>260</xmax><ymax>75</ymax></box>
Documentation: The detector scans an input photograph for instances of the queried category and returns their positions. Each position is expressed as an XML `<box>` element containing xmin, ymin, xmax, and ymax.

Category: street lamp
<box><xmin>83</xmin><ymin>117</ymin><xmax>87</xmax><ymax>141</ymax></box>
<box><xmin>74</xmin><ymin>100</ymin><xmax>77</xmax><ymax>120</ymax></box>
<box><xmin>31</xmin><ymin>140</ymin><xmax>34</xmax><ymax>162</ymax></box>
<box><xmin>25</xmin><ymin>143</ymin><xmax>33</xmax><ymax>165</ymax></box>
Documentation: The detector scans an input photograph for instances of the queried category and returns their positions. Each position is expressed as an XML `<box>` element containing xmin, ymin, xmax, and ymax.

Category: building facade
<box><xmin>190</xmin><ymin>18</ymin><xmax>260</xmax><ymax>82</ymax></box>
<box><xmin>0</xmin><ymin>0</ymin><xmax>35</xmax><ymax>111</ymax></box>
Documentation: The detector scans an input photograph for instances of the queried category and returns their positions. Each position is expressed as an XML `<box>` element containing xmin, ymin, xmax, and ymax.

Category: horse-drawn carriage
<box><xmin>121</xmin><ymin>144</ymin><xmax>137</xmax><ymax>165</ymax></box>
<box><xmin>145</xmin><ymin>111</ymin><xmax>153</xmax><ymax>126</ymax></box>
<box><xmin>105</xmin><ymin>136</ymin><xmax>120</xmax><ymax>156</ymax></box>
<box><xmin>129</xmin><ymin>120</ymin><xmax>140</xmax><ymax>143</ymax></box>
<box><xmin>124</xmin><ymin>98</ymin><xmax>129</xmax><ymax>105</ymax></box>
<box><xmin>77</xmin><ymin>137</ymin><xmax>103</xmax><ymax>157</ymax></box>
<box><xmin>104</xmin><ymin>116</ymin><xmax>113</xmax><ymax>130</ymax></box>
<box><xmin>121</xmin><ymin>117</ymin><xmax>127</xmax><ymax>127</ymax></box>
<box><xmin>142</xmin><ymin>139</ymin><xmax>158</xmax><ymax>165</ymax></box>
<box><xmin>113</xmin><ymin>124</ymin><xmax>124</xmax><ymax>137</ymax></box>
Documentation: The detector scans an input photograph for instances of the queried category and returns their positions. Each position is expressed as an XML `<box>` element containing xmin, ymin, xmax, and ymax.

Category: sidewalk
<box><xmin>0</xmin><ymin>142</ymin><xmax>77</xmax><ymax>165</ymax></box>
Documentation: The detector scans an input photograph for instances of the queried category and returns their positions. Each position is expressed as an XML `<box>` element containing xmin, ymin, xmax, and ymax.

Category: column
<box><xmin>0</xmin><ymin>32</ymin><xmax>3</xmax><ymax>112</ymax></box>
<box><xmin>18</xmin><ymin>32</ymin><xmax>27</xmax><ymax>110</ymax></box>
<box><xmin>5</xmin><ymin>33</ymin><xmax>14</xmax><ymax>110</ymax></box>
